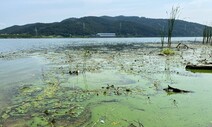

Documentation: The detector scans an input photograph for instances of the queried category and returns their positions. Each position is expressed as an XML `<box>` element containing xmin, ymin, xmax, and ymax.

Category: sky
<box><xmin>0</xmin><ymin>0</ymin><xmax>212</xmax><ymax>30</ymax></box>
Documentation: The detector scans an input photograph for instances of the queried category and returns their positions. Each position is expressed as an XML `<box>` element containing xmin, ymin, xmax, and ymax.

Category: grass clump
<box><xmin>161</xmin><ymin>48</ymin><xmax>175</xmax><ymax>55</ymax></box>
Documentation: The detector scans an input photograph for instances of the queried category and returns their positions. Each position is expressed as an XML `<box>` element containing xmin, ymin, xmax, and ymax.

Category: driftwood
<box><xmin>69</xmin><ymin>70</ymin><xmax>79</xmax><ymax>75</ymax></box>
<box><xmin>186</xmin><ymin>64</ymin><xmax>212</xmax><ymax>70</ymax></box>
<box><xmin>163</xmin><ymin>85</ymin><xmax>192</xmax><ymax>93</ymax></box>
<box><xmin>176</xmin><ymin>43</ymin><xmax>189</xmax><ymax>49</ymax></box>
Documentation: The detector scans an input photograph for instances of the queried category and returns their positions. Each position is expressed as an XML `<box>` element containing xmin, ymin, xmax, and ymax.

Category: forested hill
<box><xmin>0</xmin><ymin>16</ymin><xmax>205</xmax><ymax>37</ymax></box>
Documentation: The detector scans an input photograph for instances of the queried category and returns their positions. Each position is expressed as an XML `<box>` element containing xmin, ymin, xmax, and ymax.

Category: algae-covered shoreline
<box><xmin>0</xmin><ymin>41</ymin><xmax>212</xmax><ymax>127</ymax></box>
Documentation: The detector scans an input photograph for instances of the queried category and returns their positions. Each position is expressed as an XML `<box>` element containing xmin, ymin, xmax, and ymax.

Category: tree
<box><xmin>167</xmin><ymin>6</ymin><xmax>180</xmax><ymax>48</ymax></box>
<box><xmin>160</xmin><ymin>27</ymin><xmax>165</xmax><ymax>49</ymax></box>
<box><xmin>203</xmin><ymin>25</ymin><xmax>212</xmax><ymax>45</ymax></box>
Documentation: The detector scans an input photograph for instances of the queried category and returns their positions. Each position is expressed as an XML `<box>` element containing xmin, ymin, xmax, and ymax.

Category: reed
<box><xmin>167</xmin><ymin>6</ymin><xmax>180</xmax><ymax>48</ymax></box>
<box><xmin>203</xmin><ymin>26</ymin><xmax>212</xmax><ymax>45</ymax></box>
<box><xmin>160</xmin><ymin>27</ymin><xmax>166</xmax><ymax>49</ymax></box>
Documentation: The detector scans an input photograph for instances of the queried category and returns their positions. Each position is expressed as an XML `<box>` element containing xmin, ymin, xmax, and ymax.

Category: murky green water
<box><xmin>0</xmin><ymin>43</ymin><xmax>212</xmax><ymax>127</ymax></box>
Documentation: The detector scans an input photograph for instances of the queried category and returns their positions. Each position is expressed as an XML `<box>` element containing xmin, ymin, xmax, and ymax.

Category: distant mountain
<box><xmin>0</xmin><ymin>16</ymin><xmax>205</xmax><ymax>37</ymax></box>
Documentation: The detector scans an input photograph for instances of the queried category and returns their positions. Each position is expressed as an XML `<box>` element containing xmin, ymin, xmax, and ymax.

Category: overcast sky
<box><xmin>0</xmin><ymin>0</ymin><xmax>212</xmax><ymax>30</ymax></box>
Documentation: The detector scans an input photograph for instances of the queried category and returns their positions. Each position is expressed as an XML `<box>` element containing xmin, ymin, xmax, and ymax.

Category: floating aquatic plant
<box><xmin>161</xmin><ymin>48</ymin><xmax>175</xmax><ymax>55</ymax></box>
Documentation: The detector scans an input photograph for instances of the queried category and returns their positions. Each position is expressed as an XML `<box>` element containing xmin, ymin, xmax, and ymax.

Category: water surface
<box><xmin>0</xmin><ymin>37</ymin><xmax>202</xmax><ymax>53</ymax></box>
<box><xmin>0</xmin><ymin>38</ymin><xmax>211</xmax><ymax>127</ymax></box>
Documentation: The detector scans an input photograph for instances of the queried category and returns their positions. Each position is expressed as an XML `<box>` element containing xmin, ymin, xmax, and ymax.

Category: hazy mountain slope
<box><xmin>0</xmin><ymin>16</ymin><xmax>205</xmax><ymax>37</ymax></box>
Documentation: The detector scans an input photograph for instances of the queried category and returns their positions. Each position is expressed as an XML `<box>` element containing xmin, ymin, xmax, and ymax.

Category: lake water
<box><xmin>0</xmin><ymin>37</ymin><xmax>212</xmax><ymax>127</ymax></box>
<box><xmin>0</xmin><ymin>37</ymin><xmax>202</xmax><ymax>53</ymax></box>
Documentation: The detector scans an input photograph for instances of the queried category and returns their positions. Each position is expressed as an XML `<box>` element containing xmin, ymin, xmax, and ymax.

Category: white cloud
<box><xmin>0</xmin><ymin>23</ymin><xmax>9</xmax><ymax>30</ymax></box>
<box><xmin>178</xmin><ymin>0</ymin><xmax>212</xmax><ymax>24</ymax></box>
<box><xmin>82</xmin><ymin>0</ymin><xmax>114</xmax><ymax>4</ymax></box>
<box><xmin>189</xmin><ymin>0</ymin><xmax>211</xmax><ymax>5</ymax></box>
<box><xmin>0</xmin><ymin>0</ymin><xmax>212</xmax><ymax>28</ymax></box>
<box><xmin>26</xmin><ymin>0</ymin><xmax>68</xmax><ymax>4</ymax></box>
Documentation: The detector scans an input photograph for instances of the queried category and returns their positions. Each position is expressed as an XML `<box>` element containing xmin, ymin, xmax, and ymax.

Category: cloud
<box><xmin>0</xmin><ymin>23</ymin><xmax>9</xmax><ymax>30</ymax></box>
<box><xmin>0</xmin><ymin>0</ymin><xmax>211</xmax><ymax>28</ymax></box>
<box><xmin>189</xmin><ymin>0</ymin><xmax>211</xmax><ymax>5</ymax></box>
<box><xmin>26</xmin><ymin>0</ymin><xmax>68</xmax><ymax>4</ymax></box>
<box><xmin>178</xmin><ymin>0</ymin><xmax>212</xmax><ymax>24</ymax></box>
<box><xmin>82</xmin><ymin>0</ymin><xmax>114</xmax><ymax>4</ymax></box>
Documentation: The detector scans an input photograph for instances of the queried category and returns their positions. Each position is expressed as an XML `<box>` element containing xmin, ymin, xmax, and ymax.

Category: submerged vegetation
<box><xmin>0</xmin><ymin>84</ymin><xmax>93</xmax><ymax>127</ymax></box>
<box><xmin>1</xmin><ymin>41</ymin><xmax>212</xmax><ymax>127</ymax></box>
<box><xmin>0</xmin><ymin>78</ymin><xmax>143</xmax><ymax>126</ymax></box>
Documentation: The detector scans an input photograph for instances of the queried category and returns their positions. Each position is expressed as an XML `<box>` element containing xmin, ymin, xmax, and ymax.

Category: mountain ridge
<box><xmin>0</xmin><ymin>16</ymin><xmax>205</xmax><ymax>37</ymax></box>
